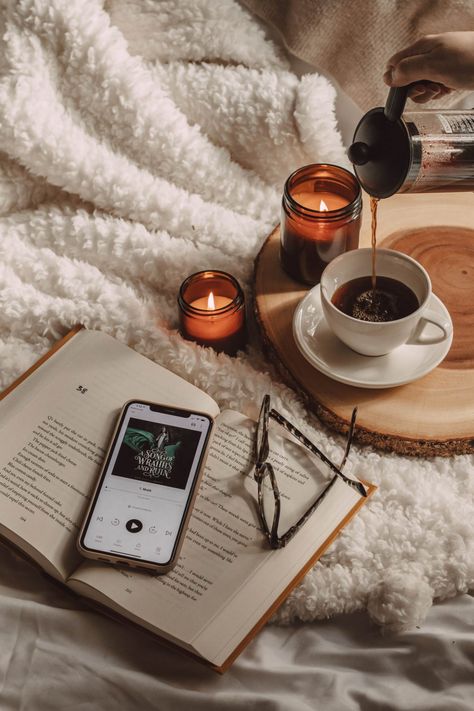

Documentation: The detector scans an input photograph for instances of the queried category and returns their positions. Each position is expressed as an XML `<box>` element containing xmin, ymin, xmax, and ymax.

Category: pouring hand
<box><xmin>383</xmin><ymin>31</ymin><xmax>474</xmax><ymax>103</ymax></box>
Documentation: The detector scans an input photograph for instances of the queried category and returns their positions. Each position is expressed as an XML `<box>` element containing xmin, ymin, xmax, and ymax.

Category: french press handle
<box><xmin>384</xmin><ymin>86</ymin><xmax>409</xmax><ymax>122</ymax></box>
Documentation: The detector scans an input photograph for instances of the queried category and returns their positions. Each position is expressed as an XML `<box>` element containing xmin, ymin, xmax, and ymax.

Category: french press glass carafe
<box><xmin>348</xmin><ymin>86</ymin><xmax>474</xmax><ymax>197</ymax></box>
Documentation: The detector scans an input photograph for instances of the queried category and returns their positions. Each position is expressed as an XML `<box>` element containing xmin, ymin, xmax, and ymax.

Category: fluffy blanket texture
<box><xmin>0</xmin><ymin>0</ymin><xmax>472</xmax><ymax>633</ymax></box>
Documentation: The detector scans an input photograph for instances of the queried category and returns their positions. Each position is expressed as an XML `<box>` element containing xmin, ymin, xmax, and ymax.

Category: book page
<box><xmin>0</xmin><ymin>330</ymin><xmax>219</xmax><ymax>580</ymax></box>
<box><xmin>69</xmin><ymin>409</ymin><xmax>369</xmax><ymax>666</ymax></box>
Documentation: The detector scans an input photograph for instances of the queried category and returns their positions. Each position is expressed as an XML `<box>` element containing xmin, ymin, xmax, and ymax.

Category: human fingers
<box><xmin>409</xmin><ymin>89</ymin><xmax>442</xmax><ymax>103</ymax></box>
<box><xmin>408</xmin><ymin>82</ymin><xmax>451</xmax><ymax>103</ymax></box>
<box><xmin>385</xmin><ymin>35</ymin><xmax>436</xmax><ymax>71</ymax></box>
<box><xmin>385</xmin><ymin>32</ymin><xmax>474</xmax><ymax>91</ymax></box>
<box><xmin>387</xmin><ymin>53</ymin><xmax>447</xmax><ymax>87</ymax></box>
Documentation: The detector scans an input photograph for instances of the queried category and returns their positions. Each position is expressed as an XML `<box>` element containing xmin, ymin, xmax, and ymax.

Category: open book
<box><xmin>0</xmin><ymin>328</ymin><xmax>374</xmax><ymax>672</ymax></box>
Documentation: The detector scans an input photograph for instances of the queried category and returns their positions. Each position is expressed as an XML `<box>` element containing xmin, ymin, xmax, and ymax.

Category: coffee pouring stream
<box><xmin>348</xmin><ymin>86</ymin><xmax>474</xmax><ymax>197</ymax></box>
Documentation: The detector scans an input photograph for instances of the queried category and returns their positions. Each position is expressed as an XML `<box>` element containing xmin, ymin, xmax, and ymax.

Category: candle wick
<box><xmin>207</xmin><ymin>291</ymin><xmax>215</xmax><ymax>310</ymax></box>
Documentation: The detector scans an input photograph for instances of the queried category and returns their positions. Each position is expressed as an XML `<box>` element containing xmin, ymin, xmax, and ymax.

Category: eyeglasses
<box><xmin>250</xmin><ymin>395</ymin><xmax>366</xmax><ymax>549</ymax></box>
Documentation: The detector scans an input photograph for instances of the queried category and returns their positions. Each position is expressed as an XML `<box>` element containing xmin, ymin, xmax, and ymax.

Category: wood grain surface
<box><xmin>254</xmin><ymin>193</ymin><xmax>474</xmax><ymax>456</ymax></box>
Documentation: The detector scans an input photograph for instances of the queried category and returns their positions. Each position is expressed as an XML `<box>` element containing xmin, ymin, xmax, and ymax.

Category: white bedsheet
<box><xmin>1</xmin><ymin>541</ymin><xmax>472</xmax><ymax>710</ymax></box>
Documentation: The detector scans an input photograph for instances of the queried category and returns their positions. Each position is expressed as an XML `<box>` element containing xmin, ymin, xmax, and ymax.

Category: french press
<box><xmin>348</xmin><ymin>86</ymin><xmax>474</xmax><ymax>197</ymax></box>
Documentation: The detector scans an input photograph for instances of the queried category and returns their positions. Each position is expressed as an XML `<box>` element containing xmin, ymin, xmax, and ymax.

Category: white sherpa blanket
<box><xmin>0</xmin><ymin>0</ymin><xmax>472</xmax><ymax>634</ymax></box>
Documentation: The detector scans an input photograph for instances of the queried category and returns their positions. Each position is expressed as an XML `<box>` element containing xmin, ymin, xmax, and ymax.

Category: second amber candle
<box><xmin>178</xmin><ymin>271</ymin><xmax>246</xmax><ymax>356</ymax></box>
<box><xmin>280</xmin><ymin>164</ymin><xmax>362</xmax><ymax>286</ymax></box>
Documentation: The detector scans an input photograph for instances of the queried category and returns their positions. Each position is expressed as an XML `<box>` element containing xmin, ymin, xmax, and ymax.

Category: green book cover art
<box><xmin>113</xmin><ymin>418</ymin><xmax>201</xmax><ymax>490</ymax></box>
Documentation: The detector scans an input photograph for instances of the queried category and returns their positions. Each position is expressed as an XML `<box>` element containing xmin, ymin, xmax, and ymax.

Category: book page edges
<box><xmin>70</xmin><ymin>482</ymin><xmax>375</xmax><ymax>674</ymax></box>
<box><xmin>217</xmin><ymin>480</ymin><xmax>376</xmax><ymax>672</ymax></box>
<box><xmin>0</xmin><ymin>327</ymin><xmax>83</xmax><ymax>575</ymax></box>
<box><xmin>0</xmin><ymin>326</ymin><xmax>84</xmax><ymax>402</ymax></box>
<box><xmin>67</xmin><ymin>576</ymin><xmax>222</xmax><ymax>672</ymax></box>
<box><xmin>0</xmin><ymin>526</ymin><xmax>66</xmax><ymax>582</ymax></box>
<box><xmin>0</xmin><ymin>329</ymin><xmax>375</xmax><ymax>673</ymax></box>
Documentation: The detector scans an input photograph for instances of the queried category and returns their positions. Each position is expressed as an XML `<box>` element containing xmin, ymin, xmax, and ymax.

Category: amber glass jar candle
<box><xmin>178</xmin><ymin>271</ymin><xmax>246</xmax><ymax>355</ymax></box>
<box><xmin>280</xmin><ymin>164</ymin><xmax>362</xmax><ymax>285</ymax></box>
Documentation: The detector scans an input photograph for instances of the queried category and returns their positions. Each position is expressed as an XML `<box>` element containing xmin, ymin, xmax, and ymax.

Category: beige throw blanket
<box><xmin>241</xmin><ymin>0</ymin><xmax>474</xmax><ymax>110</ymax></box>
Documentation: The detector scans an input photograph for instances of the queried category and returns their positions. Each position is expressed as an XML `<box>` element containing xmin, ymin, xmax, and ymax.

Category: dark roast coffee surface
<box><xmin>332</xmin><ymin>276</ymin><xmax>419</xmax><ymax>322</ymax></box>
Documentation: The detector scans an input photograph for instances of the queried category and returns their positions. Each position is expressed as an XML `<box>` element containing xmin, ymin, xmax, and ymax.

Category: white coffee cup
<box><xmin>320</xmin><ymin>248</ymin><xmax>452</xmax><ymax>357</ymax></box>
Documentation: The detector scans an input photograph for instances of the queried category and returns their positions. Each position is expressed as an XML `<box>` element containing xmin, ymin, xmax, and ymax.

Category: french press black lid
<box><xmin>348</xmin><ymin>87</ymin><xmax>412</xmax><ymax>198</ymax></box>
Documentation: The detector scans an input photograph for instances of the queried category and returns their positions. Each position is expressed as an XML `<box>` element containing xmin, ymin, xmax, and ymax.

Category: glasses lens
<box><xmin>254</xmin><ymin>397</ymin><xmax>354</xmax><ymax>548</ymax></box>
<box><xmin>266</xmin><ymin>429</ymin><xmax>337</xmax><ymax>538</ymax></box>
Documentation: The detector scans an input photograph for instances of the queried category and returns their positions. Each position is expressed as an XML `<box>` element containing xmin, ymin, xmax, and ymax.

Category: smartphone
<box><xmin>78</xmin><ymin>400</ymin><xmax>214</xmax><ymax>573</ymax></box>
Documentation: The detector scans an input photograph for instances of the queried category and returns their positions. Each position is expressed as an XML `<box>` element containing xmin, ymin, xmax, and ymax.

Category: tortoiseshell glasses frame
<box><xmin>251</xmin><ymin>395</ymin><xmax>366</xmax><ymax>549</ymax></box>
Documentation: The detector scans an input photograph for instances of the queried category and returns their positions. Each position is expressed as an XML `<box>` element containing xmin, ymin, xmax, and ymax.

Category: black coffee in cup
<box><xmin>331</xmin><ymin>276</ymin><xmax>419</xmax><ymax>322</ymax></box>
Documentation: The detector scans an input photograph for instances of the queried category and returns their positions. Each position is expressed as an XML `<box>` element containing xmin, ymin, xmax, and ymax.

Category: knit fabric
<box><xmin>241</xmin><ymin>0</ymin><xmax>474</xmax><ymax>111</ymax></box>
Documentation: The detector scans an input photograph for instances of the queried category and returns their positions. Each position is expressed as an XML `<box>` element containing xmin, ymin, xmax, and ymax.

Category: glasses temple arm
<box><xmin>269</xmin><ymin>407</ymin><xmax>367</xmax><ymax>498</ymax></box>
<box><xmin>339</xmin><ymin>407</ymin><xmax>357</xmax><ymax>470</ymax></box>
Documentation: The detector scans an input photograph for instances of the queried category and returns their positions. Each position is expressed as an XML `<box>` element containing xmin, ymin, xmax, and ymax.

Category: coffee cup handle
<box><xmin>406</xmin><ymin>308</ymin><xmax>453</xmax><ymax>346</ymax></box>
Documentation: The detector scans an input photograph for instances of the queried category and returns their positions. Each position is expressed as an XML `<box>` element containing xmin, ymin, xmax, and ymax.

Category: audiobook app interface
<box><xmin>82</xmin><ymin>403</ymin><xmax>211</xmax><ymax>564</ymax></box>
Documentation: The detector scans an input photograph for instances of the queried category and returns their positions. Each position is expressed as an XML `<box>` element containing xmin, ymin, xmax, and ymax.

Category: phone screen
<box><xmin>80</xmin><ymin>401</ymin><xmax>213</xmax><ymax>566</ymax></box>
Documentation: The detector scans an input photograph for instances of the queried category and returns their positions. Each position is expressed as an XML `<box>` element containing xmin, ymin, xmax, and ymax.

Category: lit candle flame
<box><xmin>319</xmin><ymin>199</ymin><xmax>329</xmax><ymax>212</ymax></box>
<box><xmin>207</xmin><ymin>291</ymin><xmax>215</xmax><ymax>310</ymax></box>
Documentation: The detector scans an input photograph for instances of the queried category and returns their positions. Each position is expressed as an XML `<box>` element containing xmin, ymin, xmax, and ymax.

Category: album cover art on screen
<box><xmin>112</xmin><ymin>417</ymin><xmax>202</xmax><ymax>489</ymax></box>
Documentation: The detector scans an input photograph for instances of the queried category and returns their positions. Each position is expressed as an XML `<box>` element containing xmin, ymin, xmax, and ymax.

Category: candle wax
<box><xmin>281</xmin><ymin>191</ymin><xmax>360</xmax><ymax>284</ymax></box>
<box><xmin>291</xmin><ymin>190</ymin><xmax>349</xmax><ymax>211</ymax></box>
<box><xmin>190</xmin><ymin>295</ymin><xmax>233</xmax><ymax>311</ymax></box>
<box><xmin>179</xmin><ymin>271</ymin><xmax>246</xmax><ymax>356</ymax></box>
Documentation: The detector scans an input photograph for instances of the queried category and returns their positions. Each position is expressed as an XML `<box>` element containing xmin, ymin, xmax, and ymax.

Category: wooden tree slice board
<box><xmin>254</xmin><ymin>192</ymin><xmax>474</xmax><ymax>457</ymax></box>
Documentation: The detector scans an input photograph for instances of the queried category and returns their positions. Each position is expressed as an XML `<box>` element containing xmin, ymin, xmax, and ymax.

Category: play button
<box><xmin>126</xmin><ymin>519</ymin><xmax>143</xmax><ymax>533</ymax></box>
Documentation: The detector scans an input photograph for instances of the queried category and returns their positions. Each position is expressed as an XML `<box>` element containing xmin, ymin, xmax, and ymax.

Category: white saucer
<box><xmin>292</xmin><ymin>285</ymin><xmax>453</xmax><ymax>389</ymax></box>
